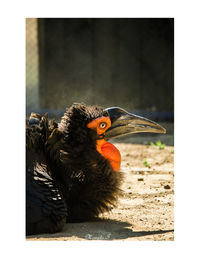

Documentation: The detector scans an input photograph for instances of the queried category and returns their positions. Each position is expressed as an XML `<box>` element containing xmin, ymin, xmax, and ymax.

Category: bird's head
<box><xmin>55</xmin><ymin>103</ymin><xmax>166</xmax><ymax>172</ymax></box>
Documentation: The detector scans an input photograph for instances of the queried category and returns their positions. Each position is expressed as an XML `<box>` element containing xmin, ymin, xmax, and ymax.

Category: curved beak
<box><xmin>104</xmin><ymin>107</ymin><xmax>166</xmax><ymax>140</ymax></box>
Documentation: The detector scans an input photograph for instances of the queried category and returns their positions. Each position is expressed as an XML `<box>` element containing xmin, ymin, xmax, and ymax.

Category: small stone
<box><xmin>164</xmin><ymin>184</ymin><xmax>171</xmax><ymax>189</ymax></box>
<box><xmin>138</xmin><ymin>178</ymin><xmax>144</xmax><ymax>181</ymax></box>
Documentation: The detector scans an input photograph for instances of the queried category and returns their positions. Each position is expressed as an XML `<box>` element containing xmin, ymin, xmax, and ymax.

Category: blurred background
<box><xmin>26</xmin><ymin>18</ymin><xmax>174</xmax><ymax>145</ymax></box>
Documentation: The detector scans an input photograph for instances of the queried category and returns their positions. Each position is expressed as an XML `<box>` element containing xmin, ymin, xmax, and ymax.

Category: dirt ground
<box><xmin>27</xmin><ymin>140</ymin><xmax>174</xmax><ymax>241</ymax></box>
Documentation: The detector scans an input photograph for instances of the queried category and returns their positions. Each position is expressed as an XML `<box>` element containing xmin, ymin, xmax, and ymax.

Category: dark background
<box><xmin>26</xmin><ymin>18</ymin><xmax>174</xmax><ymax>121</ymax></box>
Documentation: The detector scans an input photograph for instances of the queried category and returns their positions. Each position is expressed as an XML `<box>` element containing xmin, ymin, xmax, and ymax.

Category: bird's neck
<box><xmin>96</xmin><ymin>139</ymin><xmax>121</xmax><ymax>172</ymax></box>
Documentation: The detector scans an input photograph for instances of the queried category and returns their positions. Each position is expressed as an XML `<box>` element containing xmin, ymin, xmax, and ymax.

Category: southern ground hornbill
<box><xmin>26</xmin><ymin>103</ymin><xmax>166</xmax><ymax>235</ymax></box>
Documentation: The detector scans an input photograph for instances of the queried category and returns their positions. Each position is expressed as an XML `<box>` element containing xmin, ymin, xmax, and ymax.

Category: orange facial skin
<box><xmin>87</xmin><ymin>117</ymin><xmax>121</xmax><ymax>172</ymax></box>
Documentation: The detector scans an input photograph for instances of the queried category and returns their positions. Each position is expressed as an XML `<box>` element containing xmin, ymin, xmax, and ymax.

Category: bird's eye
<box><xmin>99</xmin><ymin>122</ymin><xmax>107</xmax><ymax>129</ymax></box>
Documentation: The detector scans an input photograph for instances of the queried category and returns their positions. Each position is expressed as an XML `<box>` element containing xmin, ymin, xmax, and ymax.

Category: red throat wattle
<box><xmin>97</xmin><ymin>139</ymin><xmax>121</xmax><ymax>172</ymax></box>
<box><xmin>87</xmin><ymin>116</ymin><xmax>121</xmax><ymax>172</ymax></box>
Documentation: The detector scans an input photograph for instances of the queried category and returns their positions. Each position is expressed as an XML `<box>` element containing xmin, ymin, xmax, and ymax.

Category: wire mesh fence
<box><xmin>26</xmin><ymin>18</ymin><xmax>39</xmax><ymax>111</ymax></box>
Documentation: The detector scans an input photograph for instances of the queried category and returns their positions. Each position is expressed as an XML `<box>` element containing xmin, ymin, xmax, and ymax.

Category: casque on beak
<box><xmin>104</xmin><ymin>107</ymin><xmax>166</xmax><ymax>140</ymax></box>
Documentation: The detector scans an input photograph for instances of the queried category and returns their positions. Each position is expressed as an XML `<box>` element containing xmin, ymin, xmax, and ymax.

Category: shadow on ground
<box><xmin>26</xmin><ymin>218</ymin><xmax>174</xmax><ymax>240</ymax></box>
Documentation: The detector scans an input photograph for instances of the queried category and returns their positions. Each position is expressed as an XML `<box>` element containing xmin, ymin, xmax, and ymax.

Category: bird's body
<box><xmin>26</xmin><ymin>103</ymin><xmax>166</xmax><ymax>235</ymax></box>
<box><xmin>26</xmin><ymin>104</ymin><xmax>123</xmax><ymax>235</ymax></box>
<box><xmin>26</xmin><ymin>113</ymin><xmax>68</xmax><ymax>234</ymax></box>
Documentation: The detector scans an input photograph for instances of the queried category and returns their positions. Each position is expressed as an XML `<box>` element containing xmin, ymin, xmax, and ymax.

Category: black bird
<box><xmin>26</xmin><ymin>103</ymin><xmax>166</xmax><ymax>235</ymax></box>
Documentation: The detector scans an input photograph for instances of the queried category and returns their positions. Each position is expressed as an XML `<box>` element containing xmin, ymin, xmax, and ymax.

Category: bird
<box><xmin>26</xmin><ymin>103</ymin><xmax>166</xmax><ymax>235</ymax></box>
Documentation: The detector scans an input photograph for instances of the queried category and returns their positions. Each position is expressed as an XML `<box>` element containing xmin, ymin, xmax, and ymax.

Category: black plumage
<box><xmin>26</xmin><ymin>103</ymin><xmax>166</xmax><ymax>236</ymax></box>
<box><xmin>26</xmin><ymin>104</ymin><xmax>123</xmax><ymax>235</ymax></box>
<box><xmin>26</xmin><ymin>113</ymin><xmax>67</xmax><ymax>234</ymax></box>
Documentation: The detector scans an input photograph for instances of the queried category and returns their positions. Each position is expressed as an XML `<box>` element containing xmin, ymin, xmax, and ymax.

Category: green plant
<box><xmin>143</xmin><ymin>159</ymin><xmax>150</xmax><ymax>168</ymax></box>
<box><xmin>150</xmin><ymin>141</ymin><xmax>166</xmax><ymax>150</ymax></box>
